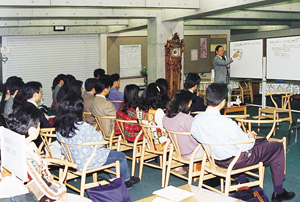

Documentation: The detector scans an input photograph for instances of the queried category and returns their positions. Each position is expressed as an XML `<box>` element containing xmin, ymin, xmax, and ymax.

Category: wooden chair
<box><xmin>109</xmin><ymin>100</ymin><xmax>124</xmax><ymax>104</ymax></box>
<box><xmin>95</xmin><ymin>116</ymin><xmax>118</xmax><ymax>149</ymax></box>
<box><xmin>165</xmin><ymin>130</ymin><xmax>204</xmax><ymax>187</ymax></box>
<box><xmin>258</xmin><ymin>92</ymin><xmax>293</xmax><ymax>130</ymax></box>
<box><xmin>59</xmin><ymin>141</ymin><xmax>121</xmax><ymax>197</ymax></box>
<box><xmin>82</xmin><ymin>112</ymin><xmax>97</xmax><ymax>130</ymax></box>
<box><xmin>139</xmin><ymin>124</ymin><xmax>171</xmax><ymax>187</ymax></box>
<box><xmin>232</xmin><ymin>81</ymin><xmax>254</xmax><ymax>103</ymax></box>
<box><xmin>235</xmin><ymin>118</ymin><xmax>286</xmax><ymax>174</ymax></box>
<box><xmin>115</xmin><ymin>118</ymin><xmax>143</xmax><ymax>176</ymax></box>
<box><xmin>198</xmin><ymin>140</ymin><xmax>265</xmax><ymax>196</ymax></box>
<box><xmin>39</xmin><ymin>128</ymin><xmax>78</xmax><ymax>182</ymax></box>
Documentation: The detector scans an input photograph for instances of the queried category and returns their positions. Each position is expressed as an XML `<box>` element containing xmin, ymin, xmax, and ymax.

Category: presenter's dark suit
<box><xmin>213</xmin><ymin>55</ymin><xmax>233</xmax><ymax>84</ymax></box>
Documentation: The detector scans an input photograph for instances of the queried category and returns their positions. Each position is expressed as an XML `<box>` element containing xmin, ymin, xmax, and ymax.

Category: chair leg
<box><xmin>165</xmin><ymin>148</ymin><xmax>174</xmax><ymax>187</ymax></box>
<box><xmin>131</xmin><ymin>145</ymin><xmax>137</xmax><ymax>176</ymax></box>
<box><xmin>258</xmin><ymin>108</ymin><xmax>261</xmax><ymax>132</ymax></box>
<box><xmin>224</xmin><ymin>175</ymin><xmax>231</xmax><ymax>196</ymax></box>
<box><xmin>80</xmin><ymin>174</ymin><xmax>87</xmax><ymax>197</ymax></box>
<box><xmin>220</xmin><ymin>178</ymin><xmax>224</xmax><ymax>193</ymax></box>
<box><xmin>259</xmin><ymin>164</ymin><xmax>264</xmax><ymax>188</ymax></box>
<box><xmin>92</xmin><ymin>173</ymin><xmax>97</xmax><ymax>182</ymax></box>
<box><xmin>161</xmin><ymin>152</ymin><xmax>167</xmax><ymax>187</ymax></box>
<box><xmin>138</xmin><ymin>141</ymin><xmax>146</xmax><ymax>180</ymax></box>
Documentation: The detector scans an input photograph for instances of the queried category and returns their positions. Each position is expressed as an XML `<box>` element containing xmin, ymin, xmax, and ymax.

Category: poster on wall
<box><xmin>200</xmin><ymin>38</ymin><xmax>207</xmax><ymax>58</ymax></box>
<box><xmin>191</xmin><ymin>49</ymin><xmax>198</xmax><ymax>61</ymax></box>
<box><xmin>120</xmin><ymin>45</ymin><xmax>141</xmax><ymax>77</ymax></box>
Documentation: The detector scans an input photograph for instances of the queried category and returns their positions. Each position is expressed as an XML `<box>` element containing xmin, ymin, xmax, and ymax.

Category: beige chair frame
<box><xmin>165</xmin><ymin>130</ymin><xmax>204</xmax><ymax>187</ymax></box>
<box><xmin>59</xmin><ymin>141</ymin><xmax>121</xmax><ymax>197</ymax></box>
<box><xmin>139</xmin><ymin>124</ymin><xmax>170</xmax><ymax>187</ymax></box>
<box><xmin>95</xmin><ymin>116</ymin><xmax>118</xmax><ymax>149</ymax></box>
<box><xmin>258</xmin><ymin>92</ymin><xmax>293</xmax><ymax>130</ymax></box>
<box><xmin>235</xmin><ymin>118</ymin><xmax>286</xmax><ymax>174</ymax></box>
<box><xmin>199</xmin><ymin>139</ymin><xmax>265</xmax><ymax>196</ymax></box>
<box><xmin>115</xmin><ymin>118</ymin><xmax>143</xmax><ymax>176</ymax></box>
<box><xmin>232</xmin><ymin>81</ymin><xmax>254</xmax><ymax>103</ymax></box>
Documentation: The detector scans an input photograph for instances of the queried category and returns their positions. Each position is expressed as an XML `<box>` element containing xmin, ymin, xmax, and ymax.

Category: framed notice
<box><xmin>119</xmin><ymin>45</ymin><xmax>142</xmax><ymax>77</ymax></box>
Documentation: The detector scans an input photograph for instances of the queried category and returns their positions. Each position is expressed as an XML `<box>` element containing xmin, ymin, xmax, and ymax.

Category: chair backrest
<box><xmin>95</xmin><ymin>116</ymin><xmax>116</xmax><ymax>138</ymax></box>
<box><xmin>82</xmin><ymin>112</ymin><xmax>92</xmax><ymax>122</ymax></box>
<box><xmin>165</xmin><ymin>130</ymin><xmax>193</xmax><ymax>159</ymax></box>
<box><xmin>115</xmin><ymin>118</ymin><xmax>141</xmax><ymax>143</ymax></box>
<box><xmin>109</xmin><ymin>100</ymin><xmax>124</xmax><ymax>104</ymax></box>
<box><xmin>235</xmin><ymin>117</ymin><xmax>281</xmax><ymax>140</ymax></box>
<box><xmin>39</xmin><ymin>128</ymin><xmax>56</xmax><ymax>157</ymax></box>
<box><xmin>139</xmin><ymin>124</ymin><xmax>168</xmax><ymax>152</ymax></box>
<box><xmin>265</xmin><ymin>92</ymin><xmax>293</xmax><ymax>110</ymax></box>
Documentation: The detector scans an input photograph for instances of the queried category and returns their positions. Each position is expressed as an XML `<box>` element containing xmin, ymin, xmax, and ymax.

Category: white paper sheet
<box><xmin>152</xmin><ymin>186</ymin><xmax>194</xmax><ymax>202</ymax></box>
<box><xmin>151</xmin><ymin>197</ymin><xmax>174</xmax><ymax>202</ymax></box>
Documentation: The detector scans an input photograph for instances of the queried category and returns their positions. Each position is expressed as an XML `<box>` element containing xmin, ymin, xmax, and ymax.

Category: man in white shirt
<box><xmin>191</xmin><ymin>83</ymin><xmax>295</xmax><ymax>202</ymax></box>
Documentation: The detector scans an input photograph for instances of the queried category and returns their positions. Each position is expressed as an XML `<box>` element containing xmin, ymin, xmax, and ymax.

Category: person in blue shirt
<box><xmin>107</xmin><ymin>73</ymin><xmax>124</xmax><ymax>109</ymax></box>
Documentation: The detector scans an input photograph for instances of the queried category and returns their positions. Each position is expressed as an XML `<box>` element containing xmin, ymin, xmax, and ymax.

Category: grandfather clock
<box><xmin>165</xmin><ymin>33</ymin><xmax>184</xmax><ymax>97</ymax></box>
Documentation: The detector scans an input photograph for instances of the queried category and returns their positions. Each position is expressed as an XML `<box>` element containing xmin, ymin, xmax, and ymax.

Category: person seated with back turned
<box><xmin>190</xmin><ymin>83</ymin><xmax>295</xmax><ymax>202</ymax></box>
<box><xmin>163</xmin><ymin>90</ymin><xmax>203</xmax><ymax>175</ymax></box>
<box><xmin>94</xmin><ymin>68</ymin><xmax>105</xmax><ymax>79</ymax></box>
<box><xmin>115</xmin><ymin>84</ymin><xmax>142</xmax><ymax>142</ymax></box>
<box><xmin>51</xmin><ymin>74</ymin><xmax>65</xmax><ymax>109</ymax></box>
<box><xmin>55</xmin><ymin>95</ymin><xmax>140</xmax><ymax>189</ymax></box>
<box><xmin>107</xmin><ymin>73</ymin><xmax>124</xmax><ymax>110</ymax></box>
<box><xmin>155</xmin><ymin>78</ymin><xmax>170</xmax><ymax>109</ymax></box>
<box><xmin>83</xmin><ymin>78</ymin><xmax>97</xmax><ymax>126</ymax></box>
<box><xmin>91</xmin><ymin>76</ymin><xmax>116</xmax><ymax>138</ymax></box>
<box><xmin>4</xmin><ymin>76</ymin><xmax>24</xmax><ymax>117</ymax></box>
<box><xmin>184</xmin><ymin>73</ymin><xmax>206</xmax><ymax>115</ymax></box>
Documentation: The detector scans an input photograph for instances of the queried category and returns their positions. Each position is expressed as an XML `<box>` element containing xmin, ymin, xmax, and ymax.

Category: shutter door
<box><xmin>2</xmin><ymin>34</ymin><xmax>99</xmax><ymax>106</ymax></box>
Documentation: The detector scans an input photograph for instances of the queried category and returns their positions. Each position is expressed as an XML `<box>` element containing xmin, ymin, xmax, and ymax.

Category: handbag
<box><xmin>232</xmin><ymin>186</ymin><xmax>269</xmax><ymax>202</ymax></box>
<box><xmin>86</xmin><ymin>177</ymin><xmax>131</xmax><ymax>202</ymax></box>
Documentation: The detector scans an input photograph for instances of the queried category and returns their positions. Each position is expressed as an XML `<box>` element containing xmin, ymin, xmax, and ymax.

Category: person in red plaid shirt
<box><xmin>115</xmin><ymin>84</ymin><xmax>143</xmax><ymax>142</ymax></box>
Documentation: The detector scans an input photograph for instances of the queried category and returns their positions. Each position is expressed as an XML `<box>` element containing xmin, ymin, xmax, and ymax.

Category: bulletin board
<box><xmin>107</xmin><ymin>36</ymin><xmax>147</xmax><ymax>77</ymax></box>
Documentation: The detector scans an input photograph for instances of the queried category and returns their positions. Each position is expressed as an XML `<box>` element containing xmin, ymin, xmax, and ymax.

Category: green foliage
<box><xmin>140</xmin><ymin>66</ymin><xmax>148</xmax><ymax>77</ymax></box>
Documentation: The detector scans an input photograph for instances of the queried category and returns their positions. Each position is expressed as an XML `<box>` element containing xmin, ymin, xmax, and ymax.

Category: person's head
<box><xmin>184</xmin><ymin>73</ymin><xmax>201</xmax><ymax>91</ymax></box>
<box><xmin>140</xmin><ymin>83</ymin><xmax>162</xmax><ymax>110</ymax></box>
<box><xmin>84</xmin><ymin>78</ymin><xmax>97</xmax><ymax>92</ymax></box>
<box><xmin>6</xmin><ymin>76</ymin><xmax>24</xmax><ymax>96</ymax></box>
<box><xmin>68</xmin><ymin>80</ymin><xmax>83</xmax><ymax>96</ymax></box>
<box><xmin>206</xmin><ymin>83</ymin><xmax>228</xmax><ymax>107</ymax></box>
<box><xmin>94</xmin><ymin>76</ymin><xmax>111</xmax><ymax>95</ymax></box>
<box><xmin>55</xmin><ymin>95</ymin><xmax>83</xmax><ymax>138</ymax></box>
<box><xmin>52</xmin><ymin>74</ymin><xmax>65</xmax><ymax>90</ymax></box>
<box><xmin>7</xmin><ymin>105</ymin><xmax>42</xmax><ymax>140</ymax></box>
<box><xmin>18</xmin><ymin>81</ymin><xmax>43</xmax><ymax>104</ymax></box>
<box><xmin>123</xmin><ymin>84</ymin><xmax>139</xmax><ymax>112</ymax></box>
<box><xmin>215</xmin><ymin>45</ymin><xmax>224</xmax><ymax>57</ymax></box>
<box><xmin>155</xmin><ymin>78</ymin><xmax>168</xmax><ymax>93</ymax></box>
<box><xmin>165</xmin><ymin>90</ymin><xmax>193</xmax><ymax>118</ymax></box>
<box><xmin>94</xmin><ymin>68</ymin><xmax>105</xmax><ymax>79</ymax></box>
<box><xmin>110</xmin><ymin>74</ymin><xmax>120</xmax><ymax>88</ymax></box>
<box><xmin>62</xmin><ymin>74</ymin><xmax>76</xmax><ymax>86</ymax></box>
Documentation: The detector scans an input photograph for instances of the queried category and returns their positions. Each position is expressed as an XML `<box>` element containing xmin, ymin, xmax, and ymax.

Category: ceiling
<box><xmin>1</xmin><ymin>0</ymin><xmax>300</xmax><ymax>36</ymax></box>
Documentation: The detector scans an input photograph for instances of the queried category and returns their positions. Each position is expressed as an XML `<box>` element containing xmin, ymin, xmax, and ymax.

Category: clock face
<box><xmin>172</xmin><ymin>48</ymin><xmax>180</xmax><ymax>57</ymax></box>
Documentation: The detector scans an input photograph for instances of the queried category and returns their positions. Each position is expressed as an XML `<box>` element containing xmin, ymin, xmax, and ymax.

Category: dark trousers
<box><xmin>216</xmin><ymin>138</ymin><xmax>285</xmax><ymax>186</ymax></box>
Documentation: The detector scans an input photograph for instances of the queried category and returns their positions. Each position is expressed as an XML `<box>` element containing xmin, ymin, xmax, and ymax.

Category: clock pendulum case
<box><xmin>165</xmin><ymin>33</ymin><xmax>184</xmax><ymax>97</ymax></box>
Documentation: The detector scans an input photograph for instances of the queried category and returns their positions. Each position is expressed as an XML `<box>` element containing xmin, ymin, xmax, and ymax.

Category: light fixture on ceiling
<box><xmin>53</xmin><ymin>26</ymin><xmax>65</xmax><ymax>31</ymax></box>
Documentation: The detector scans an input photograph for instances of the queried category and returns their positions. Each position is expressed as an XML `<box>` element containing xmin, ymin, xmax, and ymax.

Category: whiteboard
<box><xmin>229</xmin><ymin>39</ymin><xmax>263</xmax><ymax>79</ymax></box>
<box><xmin>267</xmin><ymin>36</ymin><xmax>300</xmax><ymax>80</ymax></box>
<box><xmin>120</xmin><ymin>45</ymin><xmax>141</xmax><ymax>77</ymax></box>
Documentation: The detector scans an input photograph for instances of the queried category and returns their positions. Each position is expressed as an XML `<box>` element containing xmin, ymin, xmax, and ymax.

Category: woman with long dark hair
<box><xmin>163</xmin><ymin>90</ymin><xmax>202</xmax><ymax>159</ymax></box>
<box><xmin>54</xmin><ymin>95</ymin><xmax>140</xmax><ymax>189</ymax></box>
<box><xmin>115</xmin><ymin>84</ymin><xmax>142</xmax><ymax>142</ymax></box>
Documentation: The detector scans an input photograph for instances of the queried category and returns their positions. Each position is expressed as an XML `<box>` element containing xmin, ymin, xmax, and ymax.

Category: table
<box><xmin>223</xmin><ymin>105</ymin><xmax>250</xmax><ymax>115</ymax></box>
<box><xmin>135</xmin><ymin>184</ymin><xmax>241</xmax><ymax>202</ymax></box>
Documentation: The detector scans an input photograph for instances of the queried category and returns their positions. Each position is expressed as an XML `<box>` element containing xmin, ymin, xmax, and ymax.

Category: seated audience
<box><xmin>51</xmin><ymin>74</ymin><xmax>65</xmax><ymax>109</ymax></box>
<box><xmin>115</xmin><ymin>84</ymin><xmax>142</xmax><ymax>142</ymax></box>
<box><xmin>190</xmin><ymin>83</ymin><xmax>295</xmax><ymax>202</ymax></box>
<box><xmin>13</xmin><ymin>81</ymin><xmax>51</xmax><ymax>128</ymax></box>
<box><xmin>139</xmin><ymin>83</ymin><xmax>164</xmax><ymax>126</ymax></box>
<box><xmin>83</xmin><ymin>78</ymin><xmax>97</xmax><ymax>125</ymax></box>
<box><xmin>4</xmin><ymin>76</ymin><xmax>24</xmax><ymax>117</ymax></box>
<box><xmin>56</xmin><ymin>74</ymin><xmax>76</xmax><ymax>103</ymax></box>
<box><xmin>91</xmin><ymin>76</ymin><xmax>116</xmax><ymax>138</ymax></box>
<box><xmin>184</xmin><ymin>73</ymin><xmax>206</xmax><ymax>114</ymax></box>
<box><xmin>107</xmin><ymin>73</ymin><xmax>124</xmax><ymax>109</ymax></box>
<box><xmin>55</xmin><ymin>95</ymin><xmax>140</xmax><ymax>188</ymax></box>
<box><xmin>155</xmin><ymin>78</ymin><xmax>170</xmax><ymax>109</ymax></box>
<box><xmin>94</xmin><ymin>68</ymin><xmax>105</xmax><ymax>79</ymax></box>
<box><xmin>7</xmin><ymin>106</ymin><xmax>92</xmax><ymax>202</ymax></box>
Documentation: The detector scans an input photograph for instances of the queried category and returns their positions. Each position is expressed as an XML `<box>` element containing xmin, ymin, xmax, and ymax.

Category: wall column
<box><xmin>147</xmin><ymin>17</ymin><xmax>183</xmax><ymax>83</ymax></box>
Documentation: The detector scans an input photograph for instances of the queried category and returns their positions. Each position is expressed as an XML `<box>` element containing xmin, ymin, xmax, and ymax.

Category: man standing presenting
<box><xmin>191</xmin><ymin>83</ymin><xmax>295</xmax><ymax>202</ymax></box>
<box><xmin>213</xmin><ymin>45</ymin><xmax>239</xmax><ymax>84</ymax></box>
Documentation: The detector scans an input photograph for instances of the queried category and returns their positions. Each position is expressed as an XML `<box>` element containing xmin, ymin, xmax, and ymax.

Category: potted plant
<box><xmin>140</xmin><ymin>66</ymin><xmax>148</xmax><ymax>85</ymax></box>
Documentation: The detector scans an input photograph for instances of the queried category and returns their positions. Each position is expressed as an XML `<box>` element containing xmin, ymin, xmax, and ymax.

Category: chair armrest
<box><xmin>45</xmin><ymin>158</ymin><xmax>77</xmax><ymax>169</ymax></box>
